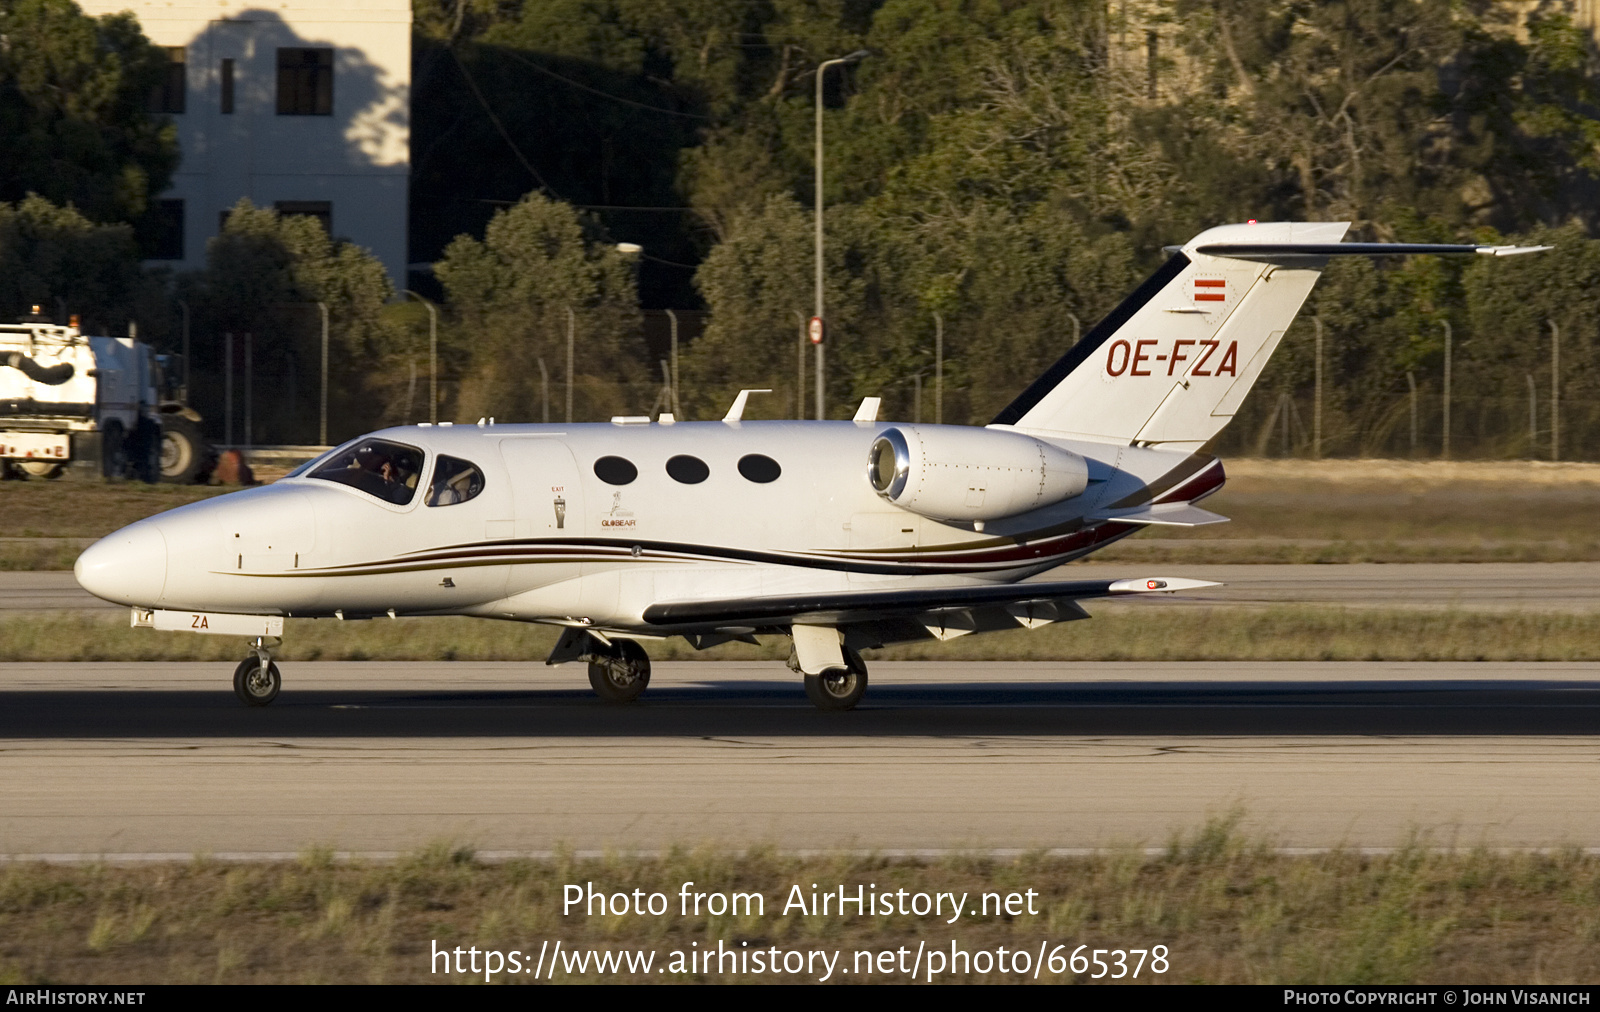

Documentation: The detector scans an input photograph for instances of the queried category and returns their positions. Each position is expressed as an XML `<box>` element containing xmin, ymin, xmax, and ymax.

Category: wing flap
<box><xmin>640</xmin><ymin>576</ymin><xmax>1220</xmax><ymax>627</ymax></box>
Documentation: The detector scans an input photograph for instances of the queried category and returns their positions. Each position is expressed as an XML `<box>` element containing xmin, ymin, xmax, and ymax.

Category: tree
<box><xmin>435</xmin><ymin>193</ymin><xmax>645</xmax><ymax>422</ymax></box>
<box><xmin>0</xmin><ymin>0</ymin><xmax>178</xmax><ymax>222</ymax></box>
<box><xmin>0</xmin><ymin>193</ymin><xmax>151</xmax><ymax>329</ymax></box>
<box><xmin>187</xmin><ymin>200</ymin><xmax>397</xmax><ymax>441</ymax></box>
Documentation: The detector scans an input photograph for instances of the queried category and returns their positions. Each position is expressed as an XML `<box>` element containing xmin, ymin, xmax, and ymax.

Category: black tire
<box><xmin>233</xmin><ymin>656</ymin><xmax>282</xmax><ymax>707</ymax></box>
<box><xmin>159</xmin><ymin>415</ymin><xmax>210</xmax><ymax>484</ymax></box>
<box><xmin>100</xmin><ymin>421</ymin><xmax>127</xmax><ymax>480</ymax></box>
<box><xmin>587</xmin><ymin>639</ymin><xmax>651</xmax><ymax>703</ymax></box>
<box><xmin>805</xmin><ymin>667</ymin><xmax>868</xmax><ymax>710</ymax></box>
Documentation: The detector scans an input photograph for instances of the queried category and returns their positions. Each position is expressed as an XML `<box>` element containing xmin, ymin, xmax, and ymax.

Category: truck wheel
<box><xmin>159</xmin><ymin>416</ymin><xmax>209</xmax><ymax>484</ymax></box>
<box><xmin>18</xmin><ymin>461</ymin><xmax>63</xmax><ymax>479</ymax></box>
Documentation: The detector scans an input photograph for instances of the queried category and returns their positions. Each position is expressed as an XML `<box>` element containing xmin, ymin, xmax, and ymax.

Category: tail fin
<box><xmin>991</xmin><ymin>221</ymin><xmax>1350</xmax><ymax>450</ymax></box>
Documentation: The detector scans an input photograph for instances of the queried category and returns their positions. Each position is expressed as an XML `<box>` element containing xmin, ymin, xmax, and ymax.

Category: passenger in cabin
<box><xmin>426</xmin><ymin>455</ymin><xmax>484</xmax><ymax>507</ymax></box>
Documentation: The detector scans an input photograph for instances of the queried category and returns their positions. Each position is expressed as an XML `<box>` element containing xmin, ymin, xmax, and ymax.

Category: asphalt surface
<box><xmin>4</xmin><ymin>660</ymin><xmax>1600</xmax><ymax>857</ymax></box>
<box><xmin>9</xmin><ymin>562</ymin><xmax>1600</xmax><ymax>614</ymax></box>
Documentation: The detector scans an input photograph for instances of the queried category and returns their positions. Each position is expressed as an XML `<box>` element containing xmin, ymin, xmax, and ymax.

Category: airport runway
<box><xmin>8</xmin><ymin>562</ymin><xmax>1600</xmax><ymax>614</ymax></box>
<box><xmin>4</xmin><ymin>660</ymin><xmax>1600</xmax><ymax>857</ymax></box>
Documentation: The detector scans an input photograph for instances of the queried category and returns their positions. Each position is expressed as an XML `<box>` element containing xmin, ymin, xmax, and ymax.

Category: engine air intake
<box><xmin>865</xmin><ymin>425</ymin><xmax>1090</xmax><ymax>522</ymax></box>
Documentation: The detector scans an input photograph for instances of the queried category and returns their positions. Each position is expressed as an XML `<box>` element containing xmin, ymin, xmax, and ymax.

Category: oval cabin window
<box><xmin>593</xmin><ymin>456</ymin><xmax>638</xmax><ymax>485</ymax></box>
<box><xmin>665</xmin><ymin>454</ymin><xmax>709</xmax><ymax>484</ymax></box>
<box><xmin>737</xmin><ymin>454</ymin><xmax>781</xmax><ymax>483</ymax></box>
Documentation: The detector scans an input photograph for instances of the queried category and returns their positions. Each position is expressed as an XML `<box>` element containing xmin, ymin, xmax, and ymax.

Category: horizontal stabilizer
<box><xmin>642</xmin><ymin>575</ymin><xmax>1221</xmax><ymax>627</ymax></box>
<box><xmin>1091</xmin><ymin>503</ymin><xmax>1230</xmax><ymax>527</ymax></box>
<box><xmin>1195</xmin><ymin>242</ymin><xmax>1552</xmax><ymax>260</ymax></box>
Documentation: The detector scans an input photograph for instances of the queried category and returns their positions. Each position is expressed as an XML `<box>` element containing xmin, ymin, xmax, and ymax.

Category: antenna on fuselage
<box><xmin>723</xmin><ymin>389</ymin><xmax>772</xmax><ymax>423</ymax></box>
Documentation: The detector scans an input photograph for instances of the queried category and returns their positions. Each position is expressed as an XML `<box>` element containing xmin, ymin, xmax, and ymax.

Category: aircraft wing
<box><xmin>640</xmin><ymin>576</ymin><xmax>1219</xmax><ymax>628</ymax></box>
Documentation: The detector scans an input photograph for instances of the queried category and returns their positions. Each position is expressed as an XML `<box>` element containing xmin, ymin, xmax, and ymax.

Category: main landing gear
<box><xmin>233</xmin><ymin>636</ymin><xmax>281</xmax><ymax>706</ymax></box>
<box><xmin>588</xmin><ymin>638</ymin><xmax>652</xmax><ymax>703</ymax></box>
<box><xmin>803</xmin><ymin>648</ymin><xmax>869</xmax><ymax>711</ymax></box>
<box><xmin>790</xmin><ymin>624</ymin><xmax>869</xmax><ymax>711</ymax></box>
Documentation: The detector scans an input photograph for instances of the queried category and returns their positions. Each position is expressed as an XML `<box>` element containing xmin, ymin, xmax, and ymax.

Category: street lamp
<box><xmin>814</xmin><ymin>49</ymin><xmax>869</xmax><ymax>421</ymax></box>
<box><xmin>402</xmin><ymin>290</ymin><xmax>438</xmax><ymax>424</ymax></box>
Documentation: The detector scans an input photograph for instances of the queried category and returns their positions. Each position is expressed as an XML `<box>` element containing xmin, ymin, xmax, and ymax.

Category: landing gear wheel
<box><xmin>805</xmin><ymin>667</ymin><xmax>867</xmax><ymax>711</ymax></box>
<box><xmin>17</xmin><ymin>461</ymin><xmax>62</xmax><ymax>479</ymax></box>
<box><xmin>587</xmin><ymin>639</ymin><xmax>651</xmax><ymax>703</ymax></box>
<box><xmin>233</xmin><ymin>656</ymin><xmax>282</xmax><ymax>706</ymax></box>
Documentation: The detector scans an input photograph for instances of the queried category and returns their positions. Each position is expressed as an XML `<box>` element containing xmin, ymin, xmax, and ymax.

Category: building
<box><xmin>76</xmin><ymin>0</ymin><xmax>410</xmax><ymax>284</ymax></box>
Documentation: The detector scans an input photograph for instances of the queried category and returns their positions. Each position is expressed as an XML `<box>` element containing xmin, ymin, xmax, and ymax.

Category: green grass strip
<box><xmin>5</xmin><ymin>607</ymin><xmax>1600</xmax><ymax>662</ymax></box>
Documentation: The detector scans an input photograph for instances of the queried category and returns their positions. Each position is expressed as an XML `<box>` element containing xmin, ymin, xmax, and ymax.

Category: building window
<box><xmin>149</xmin><ymin>47</ymin><xmax>186</xmax><ymax>114</ymax></box>
<box><xmin>275</xmin><ymin>201</ymin><xmax>332</xmax><ymax>235</ymax></box>
<box><xmin>140</xmin><ymin>200</ymin><xmax>185</xmax><ymax>260</ymax></box>
<box><xmin>276</xmin><ymin>48</ymin><xmax>333</xmax><ymax>115</ymax></box>
<box><xmin>220</xmin><ymin>59</ymin><xmax>235</xmax><ymax>114</ymax></box>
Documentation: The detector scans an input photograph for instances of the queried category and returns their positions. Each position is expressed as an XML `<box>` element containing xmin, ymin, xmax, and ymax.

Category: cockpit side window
<box><xmin>307</xmin><ymin>438</ymin><xmax>425</xmax><ymax>505</ymax></box>
<box><xmin>426</xmin><ymin>455</ymin><xmax>485</xmax><ymax>507</ymax></box>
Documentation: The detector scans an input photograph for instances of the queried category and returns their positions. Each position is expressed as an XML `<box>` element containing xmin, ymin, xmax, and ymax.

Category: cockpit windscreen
<box><xmin>307</xmin><ymin>438</ymin><xmax>425</xmax><ymax>505</ymax></box>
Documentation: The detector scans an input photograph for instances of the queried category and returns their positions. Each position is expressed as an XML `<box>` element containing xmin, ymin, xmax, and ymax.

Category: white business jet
<box><xmin>74</xmin><ymin>222</ymin><xmax>1546</xmax><ymax>709</ymax></box>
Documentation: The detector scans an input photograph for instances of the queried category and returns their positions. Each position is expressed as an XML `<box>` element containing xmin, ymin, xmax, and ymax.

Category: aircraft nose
<box><xmin>75</xmin><ymin>522</ymin><xmax>168</xmax><ymax>607</ymax></box>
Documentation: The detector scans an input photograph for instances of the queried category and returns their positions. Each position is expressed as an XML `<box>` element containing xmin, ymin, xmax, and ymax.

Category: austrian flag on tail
<box><xmin>1193</xmin><ymin>278</ymin><xmax>1226</xmax><ymax>302</ymax></box>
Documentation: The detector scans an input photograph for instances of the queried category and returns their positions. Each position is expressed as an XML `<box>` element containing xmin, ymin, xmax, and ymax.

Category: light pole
<box><xmin>814</xmin><ymin>49</ymin><xmax>869</xmax><ymax>421</ymax></box>
<box><xmin>403</xmin><ymin>291</ymin><xmax>438</xmax><ymax>424</ymax></box>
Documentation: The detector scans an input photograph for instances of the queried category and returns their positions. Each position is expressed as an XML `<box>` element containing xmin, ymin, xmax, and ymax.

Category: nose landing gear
<box><xmin>233</xmin><ymin>636</ymin><xmax>282</xmax><ymax>706</ymax></box>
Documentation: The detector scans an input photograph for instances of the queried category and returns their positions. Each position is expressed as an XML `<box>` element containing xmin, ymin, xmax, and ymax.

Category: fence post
<box><xmin>1406</xmin><ymin>371</ymin><xmax>1417</xmax><ymax>458</ymax></box>
<box><xmin>1526</xmin><ymin>373</ymin><xmax>1537</xmax><ymax>459</ymax></box>
<box><xmin>794</xmin><ymin>311</ymin><xmax>806</xmax><ymax>419</ymax></box>
<box><xmin>566</xmin><ymin>306</ymin><xmax>575</xmax><ymax>424</ymax></box>
<box><xmin>1313</xmin><ymin>317</ymin><xmax>1322</xmax><ymax>459</ymax></box>
<box><xmin>223</xmin><ymin>332</ymin><xmax>233</xmax><ymax>448</ymax></box>
<box><xmin>1549</xmin><ymin>320</ymin><xmax>1560</xmax><ymax>462</ymax></box>
<box><xmin>934</xmin><ymin>311</ymin><xmax>944</xmax><ymax>425</ymax></box>
<box><xmin>1440</xmin><ymin>319</ymin><xmax>1451</xmax><ymax>460</ymax></box>
<box><xmin>666</xmin><ymin>308</ymin><xmax>681</xmax><ymax>417</ymax></box>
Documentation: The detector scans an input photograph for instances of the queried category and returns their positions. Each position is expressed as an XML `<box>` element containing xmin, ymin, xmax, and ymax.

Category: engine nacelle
<box><xmin>866</xmin><ymin>425</ymin><xmax>1090</xmax><ymax>522</ymax></box>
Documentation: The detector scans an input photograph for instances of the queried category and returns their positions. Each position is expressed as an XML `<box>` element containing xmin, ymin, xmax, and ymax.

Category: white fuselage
<box><xmin>74</xmin><ymin>419</ymin><xmax>1216</xmax><ymax>633</ymax></box>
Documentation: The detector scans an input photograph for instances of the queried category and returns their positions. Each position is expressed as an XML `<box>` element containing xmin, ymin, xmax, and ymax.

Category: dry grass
<box><xmin>1091</xmin><ymin>458</ymin><xmax>1600</xmax><ymax>563</ymax></box>
<box><xmin>2</xmin><ymin>817</ymin><xmax>1599</xmax><ymax>983</ymax></box>
<box><xmin>0</xmin><ymin>477</ymin><xmax>230</xmax><ymax>539</ymax></box>
<box><xmin>6</xmin><ymin>607</ymin><xmax>1600</xmax><ymax>663</ymax></box>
